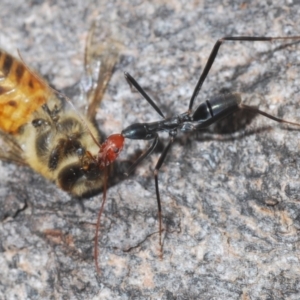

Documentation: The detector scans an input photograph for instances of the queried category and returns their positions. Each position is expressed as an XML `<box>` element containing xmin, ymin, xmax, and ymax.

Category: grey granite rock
<box><xmin>1</xmin><ymin>1</ymin><xmax>300</xmax><ymax>299</ymax></box>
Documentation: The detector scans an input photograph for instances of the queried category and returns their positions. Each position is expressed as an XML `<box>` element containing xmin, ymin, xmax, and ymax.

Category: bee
<box><xmin>0</xmin><ymin>24</ymin><xmax>125</xmax><ymax>198</ymax></box>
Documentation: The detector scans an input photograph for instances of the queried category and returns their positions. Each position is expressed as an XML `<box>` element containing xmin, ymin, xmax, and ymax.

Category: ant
<box><xmin>121</xmin><ymin>36</ymin><xmax>300</xmax><ymax>250</ymax></box>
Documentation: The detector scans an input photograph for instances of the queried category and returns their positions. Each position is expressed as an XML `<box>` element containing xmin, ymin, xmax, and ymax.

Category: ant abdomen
<box><xmin>191</xmin><ymin>93</ymin><xmax>242</xmax><ymax>129</ymax></box>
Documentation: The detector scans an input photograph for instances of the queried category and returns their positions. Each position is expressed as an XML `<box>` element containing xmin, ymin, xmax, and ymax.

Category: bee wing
<box><xmin>82</xmin><ymin>20</ymin><xmax>125</xmax><ymax>121</ymax></box>
<box><xmin>0</xmin><ymin>130</ymin><xmax>26</xmax><ymax>165</ymax></box>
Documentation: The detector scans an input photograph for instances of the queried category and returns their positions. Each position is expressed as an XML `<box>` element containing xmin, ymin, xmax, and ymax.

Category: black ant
<box><xmin>121</xmin><ymin>36</ymin><xmax>300</xmax><ymax>250</ymax></box>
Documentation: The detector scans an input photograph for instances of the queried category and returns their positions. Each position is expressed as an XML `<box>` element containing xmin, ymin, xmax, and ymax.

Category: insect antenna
<box><xmin>94</xmin><ymin>165</ymin><xmax>109</xmax><ymax>274</ymax></box>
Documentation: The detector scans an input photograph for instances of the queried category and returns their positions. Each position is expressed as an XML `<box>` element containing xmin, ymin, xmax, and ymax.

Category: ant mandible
<box><xmin>121</xmin><ymin>36</ymin><xmax>300</xmax><ymax>250</ymax></box>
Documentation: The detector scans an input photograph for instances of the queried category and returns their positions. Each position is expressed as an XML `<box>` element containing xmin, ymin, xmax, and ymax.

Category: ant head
<box><xmin>99</xmin><ymin>134</ymin><xmax>125</xmax><ymax>167</ymax></box>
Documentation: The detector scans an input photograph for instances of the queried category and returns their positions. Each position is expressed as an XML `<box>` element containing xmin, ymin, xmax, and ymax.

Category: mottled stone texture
<box><xmin>1</xmin><ymin>1</ymin><xmax>300</xmax><ymax>299</ymax></box>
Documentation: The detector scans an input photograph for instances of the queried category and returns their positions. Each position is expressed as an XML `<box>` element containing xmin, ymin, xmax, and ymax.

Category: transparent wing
<box><xmin>0</xmin><ymin>130</ymin><xmax>26</xmax><ymax>165</ymax></box>
<box><xmin>81</xmin><ymin>20</ymin><xmax>125</xmax><ymax>121</ymax></box>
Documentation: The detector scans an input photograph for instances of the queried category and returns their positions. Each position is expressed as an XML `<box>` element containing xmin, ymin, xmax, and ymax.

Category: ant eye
<box><xmin>113</xmin><ymin>147</ymin><xmax>119</xmax><ymax>153</ymax></box>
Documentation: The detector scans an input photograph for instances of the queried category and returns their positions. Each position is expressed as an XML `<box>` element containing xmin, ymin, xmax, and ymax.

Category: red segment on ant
<box><xmin>98</xmin><ymin>134</ymin><xmax>125</xmax><ymax>167</ymax></box>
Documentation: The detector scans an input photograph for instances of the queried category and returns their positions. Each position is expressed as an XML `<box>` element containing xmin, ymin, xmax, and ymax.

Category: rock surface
<box><xmin>1</xmin><ymin>1</ymin><xmax>300</xmax><ymax>299</ymax></box>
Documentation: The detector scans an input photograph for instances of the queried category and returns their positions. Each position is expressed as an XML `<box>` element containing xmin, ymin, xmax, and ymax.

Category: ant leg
<box><xmin>125</xmin><ymin>134</ymin><xmax>159</xmax><ymax>175</ymax></box>
<box><xmin>189</xmin><ymin>36</ymin><xmax>300</xmax><ymax>112</ymax></box>
<box><xmin>153</xmin><ymin>137</ymin><xmax>174</xmax><ymax>256</ymax></box>
<box><xmin>124</xmin><ymin>72</ymin><xmax>165</xmax><ymax>118</ymax></box>
<box><xmin>240</xmin><ymin>104</ymin><xmax>300</xmax><ymax>127</ymax></box>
